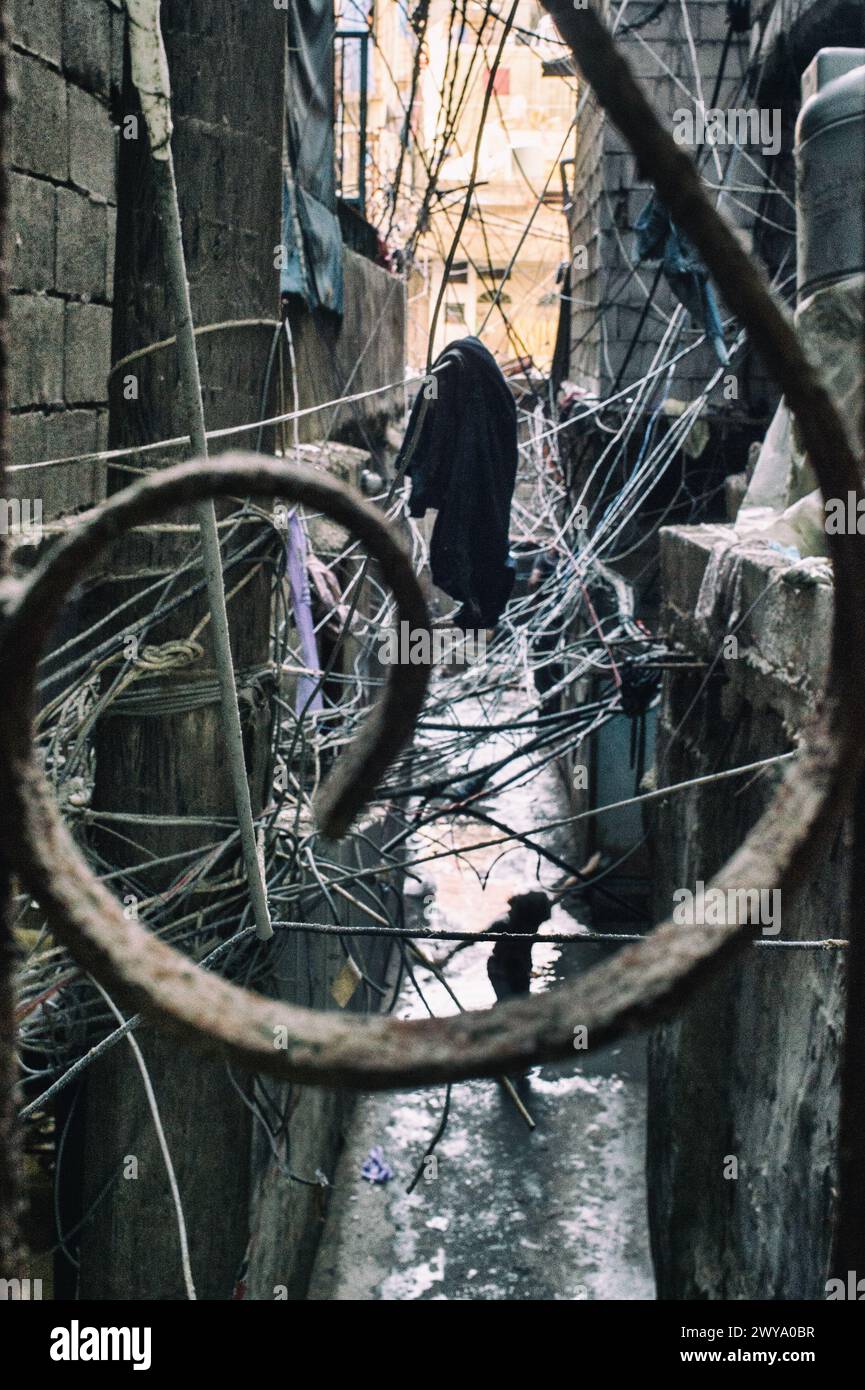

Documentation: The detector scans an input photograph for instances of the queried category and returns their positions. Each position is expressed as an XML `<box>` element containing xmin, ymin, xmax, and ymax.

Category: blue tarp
<box><xmin>282</xmin><ymin>0</ymin><xmax>344</xmax><ymax>315</ymax></box>
<box><xmin>280</xmin><ymin>176</ymin><xmax>343</xmax><ymax>314</ymax></box>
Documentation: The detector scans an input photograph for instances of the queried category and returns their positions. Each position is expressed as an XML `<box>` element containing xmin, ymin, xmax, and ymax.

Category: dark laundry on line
<box><xmin>399</xmin><ymin>336</ymin><xmax>518</xmax><ymax>630</ymax></box>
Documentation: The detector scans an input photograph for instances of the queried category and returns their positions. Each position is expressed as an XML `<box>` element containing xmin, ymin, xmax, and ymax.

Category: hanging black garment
<box><xmin>399</xmin><ymin>336</ymin><xmax>518</xmax><ymax>630</ymax></box>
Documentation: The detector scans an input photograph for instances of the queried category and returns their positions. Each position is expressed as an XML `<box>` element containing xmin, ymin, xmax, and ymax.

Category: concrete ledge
<box><xmin>660</xmin><ymin>522</ymin><xmax>833</xmax><ymax>729</ymax></box>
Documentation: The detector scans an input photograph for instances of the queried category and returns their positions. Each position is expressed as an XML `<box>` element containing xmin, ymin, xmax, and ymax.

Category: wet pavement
<box><xmin>308</xmin><ymin>680</ymin><xmax>655</xmax><ymax>1301</ymax></box>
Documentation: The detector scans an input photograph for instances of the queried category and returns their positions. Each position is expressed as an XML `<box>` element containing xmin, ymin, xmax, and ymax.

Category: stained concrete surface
<box><xmin>308</xmin><ymin>679</ymin><xmax>655</xmax><ymax>1301</ymax></box>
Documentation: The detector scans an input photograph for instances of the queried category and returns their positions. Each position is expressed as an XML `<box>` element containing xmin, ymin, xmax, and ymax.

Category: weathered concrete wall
<box><xmin>244</xmin><ymin>815</ymin><xmax>401</xmax><ymax>1301</ymax></box>
<box><xmin>6</xmin><ymin>2</ymin><xmax>407</xmax><ymax>517</ymax></box>
<box><xmin>287</xmin><ymin>250</ymin><xmax>407</xmax><ymax>454</ymax></box>
<box><xmin>7</xmin><ymin>0</ymin><xmax>123</xmax><ymax>517</ymax></box>
<box><xmin>647</xmin><ymin>523</ymin><xmax>844</xmax><ymax>1298</ymax></box>
<box><xmin>78</xmin><ymin>0</ymin><xmax>286</xmax><ymax>1302</ymax></box>
<box><xmin>568</xmin><ymin>81</ymin><xmax>605</xmax><ymax>396</ymax></box>
<box><xmin>8</xmin><ymin>0</ymin><xmax>407</xmax><ymax>1305</ymax></box>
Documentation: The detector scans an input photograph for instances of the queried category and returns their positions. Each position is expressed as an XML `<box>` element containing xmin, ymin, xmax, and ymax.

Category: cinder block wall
<box><xmin>568</xmin><ymin>0</ymin><xmax>743</xmax><ymax>405</ymax></box>
<box><xmin>286</xmin><ymin>248</ymin><xmax>407</xmax><ymax>454</ymax></box>
<box><xmin>567</xmin><ymin>0</ymin><xmax>864</xmax><ymax>415</ymax></box>
<box><xmin>7</xmin><ymin>0</ymin><xmax>123</xmax><ymax>517</ymax></box>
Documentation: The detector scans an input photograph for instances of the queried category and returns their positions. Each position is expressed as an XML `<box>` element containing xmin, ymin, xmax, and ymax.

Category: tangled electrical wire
<box><xmin>13</xmin><ymin>389</ymin><xmax>679</xmax><ymax>1099</ymax></box>
<box><xmin>8</xmin><ymin>0</ymin><xmax>813</xmax><ymax>1264</ymax></box>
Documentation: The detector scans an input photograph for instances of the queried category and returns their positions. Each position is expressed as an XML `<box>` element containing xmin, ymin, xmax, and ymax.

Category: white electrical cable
<box><xmin>91</xmin><ymin>979</ymin><xmax>197</xmax><ymax>1301</ymax></box>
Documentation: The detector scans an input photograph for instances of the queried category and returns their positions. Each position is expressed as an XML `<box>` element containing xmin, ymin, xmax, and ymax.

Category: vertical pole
<box><xmin>150</xmin><ymin>158</ymin><xmax>272</xmax><ymax>941</ymax></box>
<box><xmin>358</xmin><ymin>34</ymin><xmax>368</xmax><ymax>218</ymax></box>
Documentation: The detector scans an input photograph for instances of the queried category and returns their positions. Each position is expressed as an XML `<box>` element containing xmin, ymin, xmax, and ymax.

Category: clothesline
<box><xmin>7</xmin><ymin>370</ymin><xmax>438</xmax><ymax>475</ymax></box>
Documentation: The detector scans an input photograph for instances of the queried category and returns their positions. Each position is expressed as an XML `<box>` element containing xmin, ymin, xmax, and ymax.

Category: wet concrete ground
<box><xmin>308</xmin><ymin>681</ymin><xmax>655</xmax><ymax>1301</ymax></box>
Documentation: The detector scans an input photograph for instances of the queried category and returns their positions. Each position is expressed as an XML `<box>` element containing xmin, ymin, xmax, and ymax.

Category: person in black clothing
<box><xmin>486</xmin><ymin>891</ymin><xmax>552</xmax><ymax>1003</ymax></box>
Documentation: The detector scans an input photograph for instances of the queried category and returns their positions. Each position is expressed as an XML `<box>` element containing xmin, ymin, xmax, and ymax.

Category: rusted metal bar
<box><xmin>0</xmin><ymin>10</ymin><xmax>860</xmax><ymax>1125</ymax></box>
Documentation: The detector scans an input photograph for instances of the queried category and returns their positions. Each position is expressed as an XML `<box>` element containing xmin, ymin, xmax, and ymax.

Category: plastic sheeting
<box><xmin>793</xmin><ymin>271</ymin><xmax>865</xmax><ymax>468</ymax></box>
<box><xmin>282</xmin><ymin>0</ymin><xmax>344</xmax><ymax>315</ymax></box>
<box><xmin>742</xmin><ymin>397</ymin><xmax>798</xmax><ymax>512</ymax></box>
<box><xmin>740</xmin><ymin>272</ymin><xmax>865</xmax><ymax>545</ymax></box>
<box><xmin>635</xmin><ymin>194</ymin><xmax>727</xmax><ymax>364</ymax></box>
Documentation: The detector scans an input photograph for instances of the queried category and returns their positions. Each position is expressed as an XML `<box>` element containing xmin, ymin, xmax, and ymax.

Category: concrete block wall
<box><xmin>7</xmin><ymin>0</ymin><xmax>123</xmax><ymax>519</ymax></box>
<box><xmin>6</xmin><ymin>1</ymin><xmax>411</xmax><ymax>1303</ymax></box>
<box><xmin>569</xmin><ymin>1</ymin><xmax>744</xmax><ymax>406</ymax></box>
<box><xmin>647</xmin><ymin>523</ymin><xmax>843</xmax><ymax>1298</ymax></box>
<box><xmin>567</xmin><ymin>0</ymin><xmax>863</xmax><ymax>417</ymax></box>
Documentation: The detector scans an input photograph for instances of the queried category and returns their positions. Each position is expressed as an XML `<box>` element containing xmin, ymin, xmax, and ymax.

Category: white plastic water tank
<box><xmin>795</xmin><ymin>47</ymin><xmax>865</xmax><ymax>302</ymax></box>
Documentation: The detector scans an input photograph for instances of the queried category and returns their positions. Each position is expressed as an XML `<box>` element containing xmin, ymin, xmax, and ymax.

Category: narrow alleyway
<box><xmin>309</xmin><ymin>681</ymin><xmax>654</xmax><ymax>1301</ymax></box>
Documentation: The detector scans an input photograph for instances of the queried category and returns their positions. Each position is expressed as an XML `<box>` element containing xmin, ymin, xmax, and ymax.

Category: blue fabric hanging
<box><xmin>635</xmin><ymin>194</ymin><xmax>728</xmax><ymax>364</ymax></box>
